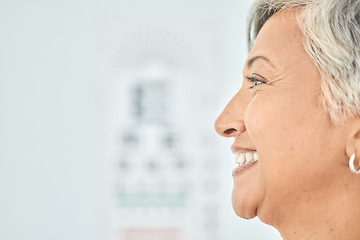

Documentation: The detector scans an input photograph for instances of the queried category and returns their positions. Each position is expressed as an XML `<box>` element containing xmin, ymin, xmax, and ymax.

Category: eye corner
<box><xmin>244</xmin><ymin>74</ymin><xmax>269</xmax><ymax>90</ymax></box>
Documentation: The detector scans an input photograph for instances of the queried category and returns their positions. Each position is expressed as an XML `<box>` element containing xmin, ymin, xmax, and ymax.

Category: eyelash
<box><xmin>245</xmin><ymin>76</ymin><xmax>266</xmax><ymax>89</ymax></box>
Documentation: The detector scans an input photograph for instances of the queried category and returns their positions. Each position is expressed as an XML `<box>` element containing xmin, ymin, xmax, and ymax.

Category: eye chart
<box><xmin>100</xmin><ymin>18</ymin><xmax>219</xmax><ymax>240</ymax></box>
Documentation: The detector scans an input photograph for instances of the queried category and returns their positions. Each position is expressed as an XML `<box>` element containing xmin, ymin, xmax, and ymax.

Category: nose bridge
<box><xmin>215</xmin><ymin>90</ymin><xmax>247</xmax><ymax>137</ymax></box>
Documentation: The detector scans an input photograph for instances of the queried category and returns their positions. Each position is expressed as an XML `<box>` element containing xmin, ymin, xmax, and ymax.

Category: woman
<box><xmin>215</xmin><ymin>0</ymin><xmax>360</xmax><ymax>239</ymax></box>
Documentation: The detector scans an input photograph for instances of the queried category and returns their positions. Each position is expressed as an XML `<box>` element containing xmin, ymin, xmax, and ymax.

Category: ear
<box><xmin>345</xmin><ymin>116</ymin><xmax>360</xmax><ymax>159</ymax></box>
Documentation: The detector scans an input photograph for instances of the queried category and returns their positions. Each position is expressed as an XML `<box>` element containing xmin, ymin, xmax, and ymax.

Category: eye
<box><xmin>245</xmin><ymin>76</ymin><xmax>266</xmax><ymax>89</ymax></box>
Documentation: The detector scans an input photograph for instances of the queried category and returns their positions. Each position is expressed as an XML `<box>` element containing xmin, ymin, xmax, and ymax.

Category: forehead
<box><xmin>246</xmin><ymin>10</ymin><xmax>309</xmax><ymax>70</ymax></box>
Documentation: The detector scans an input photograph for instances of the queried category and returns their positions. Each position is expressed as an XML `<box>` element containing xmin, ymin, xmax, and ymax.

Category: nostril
<box><xmin>224</xmin><ymin>128</ymin><xmax>237</xmax><ymax>135</ymax></box>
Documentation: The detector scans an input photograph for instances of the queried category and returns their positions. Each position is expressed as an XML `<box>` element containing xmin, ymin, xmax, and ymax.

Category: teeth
<box><xmin>245</xmin><ymin>152</ymin><xmax>252</xmax><ymax>163</ymax></box>
<box><xmin>238</xmin><ymin>154</ymin><xmax>245</xmax><ymax>164</ymax></box>
<box><xmin>254</xmin><ymin>152</ymin><xmax>258</xmax><ymax>161</ymax></box>
<box><xmin>235</xmin><ymin>151</ymin><xmax>258</xmax><ymax>166</ymax></box>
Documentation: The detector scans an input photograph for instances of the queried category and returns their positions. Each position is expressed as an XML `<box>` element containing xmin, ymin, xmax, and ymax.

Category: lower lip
<box><xmin>232</xmin><ymin>161</ymin><xmax>258</xmax><ymax>176</ymax></box>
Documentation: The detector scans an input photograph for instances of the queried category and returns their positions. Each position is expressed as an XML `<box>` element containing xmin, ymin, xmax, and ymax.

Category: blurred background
<box><xmin>0</xmin><ymin>0</ymin><xmax>281</xmax><ymax>239</ymax></box>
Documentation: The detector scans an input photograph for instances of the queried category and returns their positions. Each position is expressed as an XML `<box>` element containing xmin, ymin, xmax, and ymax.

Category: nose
<box><xmin>215</xmin><ymin>91</ymin><xmax>247</xmax><ymax>138</ymax></box>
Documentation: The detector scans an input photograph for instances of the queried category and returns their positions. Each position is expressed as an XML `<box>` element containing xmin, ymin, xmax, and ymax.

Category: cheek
<box><xmin>244</xmin><ymin>92</ymin><xmax>336</xmax><ymax>187</ymax></box>
<box><xmin>244</xmin><ymin>95</ymin><xmax>303</xmax><ymax>173</ymax></box>
<box><xmin>244</xmin><ymin>95</ymin><xmax>292</xmax><ymax>151</ymax></box>
<box><xmin>245</xmin><ymin>91</ymin><xmax>310</xmax><ymax>151</ymax></box>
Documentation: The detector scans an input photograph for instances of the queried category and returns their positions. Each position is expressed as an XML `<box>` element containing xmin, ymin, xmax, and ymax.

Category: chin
<box><xmin>231</xmin><ymin>190</ymin><xmax>258</xmax><ymax>220</ymax></box>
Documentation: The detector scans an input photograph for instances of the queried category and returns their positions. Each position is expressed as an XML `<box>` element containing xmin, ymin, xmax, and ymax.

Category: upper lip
<box><xmin>231</xmin><ymin>145</ymin><xmax>256</xmax><ymax>154</ymax></box>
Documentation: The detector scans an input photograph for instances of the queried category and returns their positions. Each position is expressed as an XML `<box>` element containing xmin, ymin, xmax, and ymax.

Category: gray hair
<box><xmin>248</xmin><ymin>0</ymin><xmax>360</xmax><ymax>124</ymax></box>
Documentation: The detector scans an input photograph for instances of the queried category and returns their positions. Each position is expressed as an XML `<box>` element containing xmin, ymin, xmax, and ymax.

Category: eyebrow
<box><xmin>246</xmin><ymin>55</ymin><xmax>276</xmax><ymax>69</ymax></box>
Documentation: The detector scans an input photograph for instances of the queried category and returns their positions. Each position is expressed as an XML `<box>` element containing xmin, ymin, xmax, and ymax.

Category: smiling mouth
<box><xmin>235</xmin><ymin>151</ymin><xmax>258</xmax><ymax>166</ymax></box>
<box><xmin>232</xmin><ymin>151</ymin><xmax>258</xmax><ymax>176</ymax></box>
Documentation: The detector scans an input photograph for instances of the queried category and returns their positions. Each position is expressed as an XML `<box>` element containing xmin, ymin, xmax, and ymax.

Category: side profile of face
<box><xmin>215</xmin><ymin>10</ymin><xmax>350</xmax><ymax>226</ymax></box>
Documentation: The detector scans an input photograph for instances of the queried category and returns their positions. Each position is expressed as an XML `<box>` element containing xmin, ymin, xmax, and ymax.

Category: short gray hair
<box><xmin>248</xmin><ymin>0</ymin><xmax>360</xmax><ymax>124</ymax></box>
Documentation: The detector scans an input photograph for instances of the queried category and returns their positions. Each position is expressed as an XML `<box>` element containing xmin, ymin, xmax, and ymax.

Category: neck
<box><xmin>273</xmin><ymin>180</ymin><xmax>360</xmax><ymax>240</ymax></box>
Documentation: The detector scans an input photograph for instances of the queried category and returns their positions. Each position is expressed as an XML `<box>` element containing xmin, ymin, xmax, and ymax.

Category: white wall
<box><xmin>0</xmin><ymin>0</ymin><xmax>281</xmax><ymax>239</ymax></box>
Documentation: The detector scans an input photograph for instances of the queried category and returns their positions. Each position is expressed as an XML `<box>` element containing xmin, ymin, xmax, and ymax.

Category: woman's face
<box><xmin>215</xmin><ymin>11</ymin><xmax>349</xmax><ymax>224</ymax></box>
